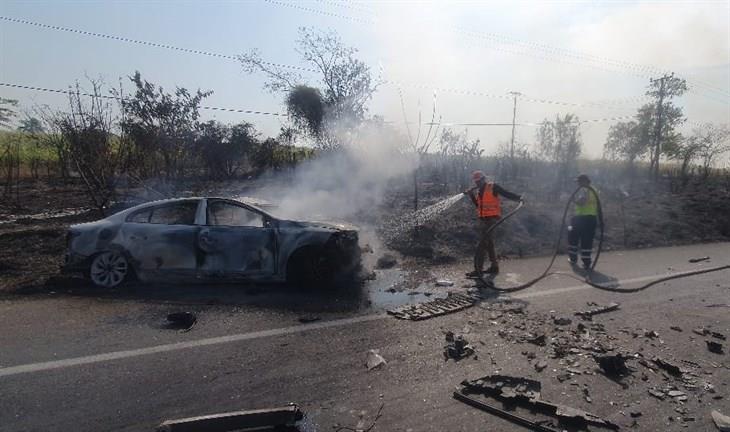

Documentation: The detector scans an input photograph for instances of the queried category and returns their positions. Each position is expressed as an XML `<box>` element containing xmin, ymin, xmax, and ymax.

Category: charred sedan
<box><xmin>62</xmin><ymin>198</ymin><xmax>360</xmax><ymax>288</ymax></box>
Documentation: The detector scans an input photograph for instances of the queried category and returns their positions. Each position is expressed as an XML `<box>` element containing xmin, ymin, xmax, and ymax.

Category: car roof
<box><xmin>111</xmin><ymin>197</ymin><xmax>276</xmax><ymax>221</ymax></box>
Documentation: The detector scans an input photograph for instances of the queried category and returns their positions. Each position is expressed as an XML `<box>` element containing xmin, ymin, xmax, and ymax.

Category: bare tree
<box><xmin>240</xmin><ymin>27</ymin><xmax>378</xmax><ymax>150</ymax></box>
<box><xmin>645</xmin><ymin>74</ymin><xmax>687</xmax><ymax>180</ymax></box>
<box><xmin>0</xmin><ymin>98</ymin><xmax>17</xmax><ymax>128</ymax></box>
<box><xmin>55</xmin><ymin>80</ymin><xmax>130</xmax><ymax>213</ymax></box>
<box><xmin>537</xmin><ymin>113</ymin><xmax>582</xmax><ymax>195</ymax></box>
<box><xmin>694</xmin><ymin>123</ymin><xmax>730</xmax><ymax>178</ymax></box>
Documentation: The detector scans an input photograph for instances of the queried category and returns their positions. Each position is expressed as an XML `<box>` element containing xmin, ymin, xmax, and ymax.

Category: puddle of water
<box><xmin>362</xmin><ymin>268</ymin><xmax>445</xmax><ymax>310</ymax></box>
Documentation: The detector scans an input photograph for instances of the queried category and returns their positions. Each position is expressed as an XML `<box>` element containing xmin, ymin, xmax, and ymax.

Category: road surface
<box><xmin>1</xmin><ymin>242</ymin><xmax>729</xmax><ymax>431</ymax></box>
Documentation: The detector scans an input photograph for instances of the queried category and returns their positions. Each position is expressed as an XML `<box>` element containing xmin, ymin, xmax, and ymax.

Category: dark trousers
<box><xmin>568</xmin><ymin>215</ymin><xmax>597</xmax><ymax>266</ymax></box>
<box><xmin>475</xmin><ymin>216</ymin><xmax>499</xmax><ymax>271</ymax></box>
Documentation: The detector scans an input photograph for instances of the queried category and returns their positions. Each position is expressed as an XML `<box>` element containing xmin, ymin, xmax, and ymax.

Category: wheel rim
<box><xmin>90</xmin><ymin>251</ymin><xmax>128</xmax><ymax>288</ymax></box>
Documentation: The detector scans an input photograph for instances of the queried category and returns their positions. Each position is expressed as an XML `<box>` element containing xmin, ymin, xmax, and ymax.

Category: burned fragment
<box><xmin>458</xmin><ymin>375</ymin><xmax>618</xmax><ymax>430</ymax></box>
<box><xmin>652</xmin><ymin>357</ymin><xmax>683</xmax><ymax>377</ymax></box>
<box><xmin>166</xmin><ymin>312</ymin><xmax>197</xmax><ymax>332</ymax></box>
<box><xmin>444</xmin><ymin>332</ymin><xmax>475</xmax><ymax>361</ymax></box>
<box><xmin>387</xmin><ymin>292</ymin><xmax>479</xmax><ymax>320</ymax></box>
<box><xmin>594</xmin><ymin>354</ymin><xmax>630</xmax><ymax>376</ymax></box>
<box><xmin>156</xmin><ymin>404</ymin><xmax>304</xmax><ymax>432</ymax></box>
<box><xmin>707</xmin><ymin>340</ymin><xmax>725</xmax><ymax>354</ymax></box>
<box><xmin>574</xmin><ymin>302</ymin><xmax>620</xmax><ymax>319</ymax></box>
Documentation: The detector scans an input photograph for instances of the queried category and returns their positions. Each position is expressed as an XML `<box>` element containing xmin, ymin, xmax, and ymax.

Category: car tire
<box><xmin>89</xmin><ymin>250</ymin><xmax>130</xmax><ymax>288</ymax></box>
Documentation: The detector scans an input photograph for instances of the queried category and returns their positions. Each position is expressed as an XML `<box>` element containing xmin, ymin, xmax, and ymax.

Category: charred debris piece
<box><xmin>688</xmin><ymin>256</ymin><xmax>710</xmax><ymax>263</ymax></box>
<box><xmin>444</xmin><ymin>331</ymin><xmax>475</xmax><ymax>361</ymax></box>
<box><xmin>387</xmin><ymin>292</ymin><xmax>480</xmax><ymax>320</ymax></box>
<box><xmin>458</xmin><ymin>375</ymin><xmax>618</xmax><ymax>430</ymax></box>
<box><xmin>594</xmin><ymin>353</ymin><xmax>631</xmax><ymax>377</ymax></box>
<box><xmin>156</xmin><ymin>404</ymin><xmax>304</xmax><ymax>432</ymax></box>
<box><xmin>166</xmin><ymin>312</ymin><xmax>197</xmax><ymax>332</ymax></box>
<box><xmin>706</xmin><ymin>340</ymin><xmax>725</xmax><ymax>354</ymax></box>
<box><xmin>575</xmin><ymin>302</ymin><xmax>620</xmax><ymax>320</ymax></box>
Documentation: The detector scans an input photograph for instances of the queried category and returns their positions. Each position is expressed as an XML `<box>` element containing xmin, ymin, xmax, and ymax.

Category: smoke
<box><xmin>262</xmin><ymin>121</ymin><xmax>416</xmax><ymax>222</ymax></box>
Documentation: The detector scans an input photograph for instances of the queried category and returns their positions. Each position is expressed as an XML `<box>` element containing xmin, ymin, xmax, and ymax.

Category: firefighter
<box><xmin>568</xmin><ymin>174</ymin><xmax>599</xmax><ymax>269</ymax></box>
<box><xmin>464</xmin><ymin>170</ymin><xmax>522</xmax><ymax>277</ymax></box>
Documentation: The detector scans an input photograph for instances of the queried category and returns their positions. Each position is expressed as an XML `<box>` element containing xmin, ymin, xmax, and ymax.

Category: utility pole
<box><xmin>650</xmin><ymin>73</ymin><xmax>671</xmax><ymax>181</ymax></box>
<box><xmin>508</xmin><ymin>91</ymin><xmax>521</xmax><ymax>178</ymax></box>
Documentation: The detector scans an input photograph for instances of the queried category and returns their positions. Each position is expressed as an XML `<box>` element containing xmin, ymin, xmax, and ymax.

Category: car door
<box><xmin>121</xmin><ymin>200</ymin><xmax>201</xmax><ymax>280</ymax></box>
<box><xmin>198</xmin><ymin>199</ymin><xmax>276</xmax><ymax>278</ymax></box>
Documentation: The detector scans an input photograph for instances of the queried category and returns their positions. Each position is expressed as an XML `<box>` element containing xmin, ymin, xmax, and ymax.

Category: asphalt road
<box><xmin>1</xmin><ymin>242</ymin><xmax>729</xmax><ymax>432</ymax></box>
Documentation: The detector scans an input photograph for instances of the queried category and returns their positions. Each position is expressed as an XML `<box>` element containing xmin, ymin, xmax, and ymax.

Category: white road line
<box><xmin>0</xmin><ymin>313</ymin><xmax>386</xmax><ymax>378</ymax></box>
<box><xmin>0</xmin><ymin>269</ymin><xmax>717</xmax><ymax>378</ymax></box>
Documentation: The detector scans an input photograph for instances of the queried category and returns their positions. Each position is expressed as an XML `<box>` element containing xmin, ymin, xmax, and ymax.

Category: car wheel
<box><xmin>89</xmin><ymin>251</ymin><xmax>130</xmax><ymax>288</ymax></box>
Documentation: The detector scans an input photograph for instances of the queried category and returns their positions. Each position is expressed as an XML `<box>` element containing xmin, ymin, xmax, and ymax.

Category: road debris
<box><xmin>706</xmin><ymin>340</ymin><xmax>725</xmax><ymax>354</ymax></box>
<box><xmin>688</xmin><ymin>256</ymin><xmax>710</xmax><ymax>263</ymax></box>
<box><xmin>366</xmin><ymin>350</ymin><xmax>387</xmax><ymax>371</ymax></box>
<box><xmin>375</xmin><ymin>254</ymin><xmax>397</xmax><ymax>269</ymax></box>
<box><xmin>453</xmin><ymin>391</ymin><xmax>561</xmax><ymax>432</ymax></box>
<box><xmin>594</xmin><ymin>354</ymin><xmax>630</xmax><ymax>376</ymax></box>
<box><xmin>443</xmin><ymin>331</ymin><xmax>475</xmax><ymax>361</ymax></box>
<box><xmin>156</xmin><ymin>404</ymin><xmax>304</xmax><ymax>432</ymax></box>
<box><xmin>334</xmin><ymin>403</ymin><xmax>384</xmax><ymax>432</ymax></box>
<box><xmin>459</xmin><ymin>375</ymin><xmax>618</xmax><ymax>430</ymax></box>
<box><xmin>435</xmin><ymin>279</ymin><xmax>454</xmax><ymax>287</ymax></box>
<box><xmin>712</xmin><ymin>410</ymin><xmax>730</xmax><ymax>432</ymax></box>
<box><xmin>166</xmin><ymin>312</ymin><xmax>197</xmax><ymax>332</ymax></box>
<box><xmin>297</xmin><ymin>316</ymin><xmax>320</xmax><ymax>324</ymax></box>
<box><xmin>387</xmin><ymin>292</ymin><xmax>479</xmax><ymax>320</ymax></box>
<box><xmin>575</xmin><ymin>302</ymin><xmax>620</xmax><ymax>319</ymax></box>
<box><xmin>534</xmin><ymin>360</ymin><xmax>548</xmax><ymax>372</ymax></box>
<box><xmin>652</xmin><ymin>357</ymin><xmax>683</xmax><ymax>376</ymax></box>
<box><xmin>670</xmin><ymin>326</ymin><xmax>683</xmax><ymax>332</ymax></box>
<box><xmin>552</xmin><ymin>316</ymin><xmax>572</xmax><ymax>325</ymax></box>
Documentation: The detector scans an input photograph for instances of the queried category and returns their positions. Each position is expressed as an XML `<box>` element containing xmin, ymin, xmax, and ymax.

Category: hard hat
<box><xmin>575</xmin><ymin>173</ymin><xmax>591</xmax><ymax>183</ymax></box>
<box><xmin>472</xmin><ymin>170</ymin><xmax>486</xmax><ymax>181</ymax></box>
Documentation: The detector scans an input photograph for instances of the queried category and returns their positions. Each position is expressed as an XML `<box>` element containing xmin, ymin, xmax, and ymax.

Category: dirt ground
<box><xmin>1</xmin><ymin>177</ymin><xmax>730</xmax><ymax>293</ymax></box>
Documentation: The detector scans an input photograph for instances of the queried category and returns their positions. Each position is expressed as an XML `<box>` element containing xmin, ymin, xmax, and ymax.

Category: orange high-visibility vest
<box><xmin>477</xmin><ymin>183</ymin><xmax>501</xmax><ymax>218</ymax></box>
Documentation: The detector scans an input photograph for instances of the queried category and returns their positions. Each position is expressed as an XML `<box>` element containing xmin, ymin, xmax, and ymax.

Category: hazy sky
<box><xmin>1</xmin><ymin>0</ymin><xmax>728</xmax><ymax>158</ymax></box>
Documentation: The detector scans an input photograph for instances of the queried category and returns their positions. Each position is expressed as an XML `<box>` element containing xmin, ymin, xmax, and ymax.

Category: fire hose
<box><xmin>477</xmin><ymin>185</ymin><xmax>730</xmax><ymax>293</ymax></box>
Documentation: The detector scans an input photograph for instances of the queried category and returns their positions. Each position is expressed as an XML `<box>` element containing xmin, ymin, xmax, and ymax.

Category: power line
<box><xmin>0</xmin><ymin>82</ymin><xmax>285</xmax><ymax>117</ymax></box>
<box><xmin>266</xmin><ymin>1</ymin><xmax>730</xmax><ymax>101</ymax></box>
<box><xmin>1</xmin><ymin>14</ymin><xmax>708</xmax><ymax>111</ymax></box>
<box><xmin>0</xmin><ymin>15</ymin><xmax>317</xmax><ymax>74</ymax></box>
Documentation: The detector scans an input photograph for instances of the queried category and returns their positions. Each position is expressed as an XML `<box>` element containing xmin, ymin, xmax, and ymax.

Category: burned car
<box><xmin>62</xmin><ymin>198</ymin><xmax>360</xmax><ymax>288</ymax></box>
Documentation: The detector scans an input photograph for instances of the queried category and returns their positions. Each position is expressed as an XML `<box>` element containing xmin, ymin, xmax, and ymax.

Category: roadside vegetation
<box><xmin>1</xmin><ymin>28</ymin><xmax>729</xmax><ymax>293</ymax></box>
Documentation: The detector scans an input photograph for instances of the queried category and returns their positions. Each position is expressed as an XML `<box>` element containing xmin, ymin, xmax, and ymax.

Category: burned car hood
<box><xmin>279</xmin><ymin>220</ymin><xmax>358</xmax><ymax>232</ymax></box>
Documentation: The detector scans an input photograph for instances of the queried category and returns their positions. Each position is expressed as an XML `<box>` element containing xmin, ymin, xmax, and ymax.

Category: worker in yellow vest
<box><xmin>569</xmin><ymin>174</ymin><xmax>599</xmax><ymax>269</ymax></box>
<box><xmin>465</xmin><ymin>170</ymin><xmax>522</xmax><ymax>277</ymax></box>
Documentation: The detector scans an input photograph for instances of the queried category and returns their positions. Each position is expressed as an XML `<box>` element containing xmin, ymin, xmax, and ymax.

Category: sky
<box><xmin>1</xmin><ymin>0</ymin><xmax>729</xmax><ymax>158</ymax></box>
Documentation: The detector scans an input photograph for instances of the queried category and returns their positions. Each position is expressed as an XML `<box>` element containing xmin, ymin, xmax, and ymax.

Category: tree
<box><xmin>240</xmin><ymin>27</ymin><xmax>378</xmax><ymax>149</ymax></box>
<box><xmin>17</xmin><ymin>117</ymin><xmax>45</xmax><ymax>134</ymax></box>
<box><xmin>603</xmin><ymin>121</ymin><xmax>646</xmax><ymax>180</ymax></box>
<box><xmin>55</xmin><ymin>80</ymin><xmax>130</xmax><ymax>213</ymax></box>
<box><xmin>693</xmin><ymin>123</ymin><xmax>730</xmax><ymax>178</ymax></box>
<box><xmin>120</xmin><ymin>71</ymin><xmax>212</xmax><ymax>179</ymax></box>
<box><xmin>537</xmin><ymin>113</ymin><xmax>582</xmax><ymax>194</ymax></box>
<box><xmin>196</xmin><ymin>120</ymin><xmax>258</xmax><ymax>179</ymax></box>
<box><xmin>0</xmin><ymin>98</ymin><xmax>18</xmax><ymax>128</ymax></box>
<box><xmin>439</xmin><ymin>128</ymin><xmax>483</xmax><ymax>191</ymax></box>
<box><xmin>645</xmin><ymin>74</ymin><xmax>687</xmax><ymax>180</ymax></box>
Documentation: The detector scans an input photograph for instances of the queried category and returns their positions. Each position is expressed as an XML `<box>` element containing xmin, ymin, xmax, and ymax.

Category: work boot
<box><xmin>484</xmin><ymin>264</ymin><xmax>500</xmax><ymax>274</ymax></box>
<box><xmin>465</xmin><ymin>270</ymin><xmax>482</xmax><ymax>278</ymax></box>
<box><xmin>582</xmin><ymin>260</ymin><xmax>592</xmax><ymax>270</ymax></box>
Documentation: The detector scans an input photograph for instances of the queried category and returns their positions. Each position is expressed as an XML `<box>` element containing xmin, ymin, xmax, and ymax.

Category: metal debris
<box><xmin>453</xmin><ymin>391</ymin><xmax>561</xmax><ymax>432</ymax></box>
<box><xmin>459</xmin><ymin>375</ymin><xmax>618</xmax><ymax>430</ymax></box>
<box><xmin>707</xmin><ymin>340</ymin><xmax>725</xmax><ymax>354</ymax></box>
<box><xmin>156</xmin><ymin>405</ymin><xmax>304</xmax><ymax>432</ymax></box>
<box><xmin>387</xmin><ymin>292</ymin><xmax>479</xmax><ymax>320</ymax></box>
<box><xmin>444</xmin><ymin>331</ymin><xmax>475</xmax><ymax>361</ymax></box>
<box><xmin>653</xmin><ymin>357</ymin><xmax>683</xmax><ymax>377</ymax></box>
<box><xmin>688</xmin><ymin>256</ymin><xmax>710</xmax><ymax>263</ymax></box>
<box><xmin>166</xmin><ymin>312</ymin><xmax>197</xmax><ymax>332</ymax></box>
<box><xmin>575</xmin><ymin>302</ymin><xmax>620</xmax><ymax>319</ymax></box>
